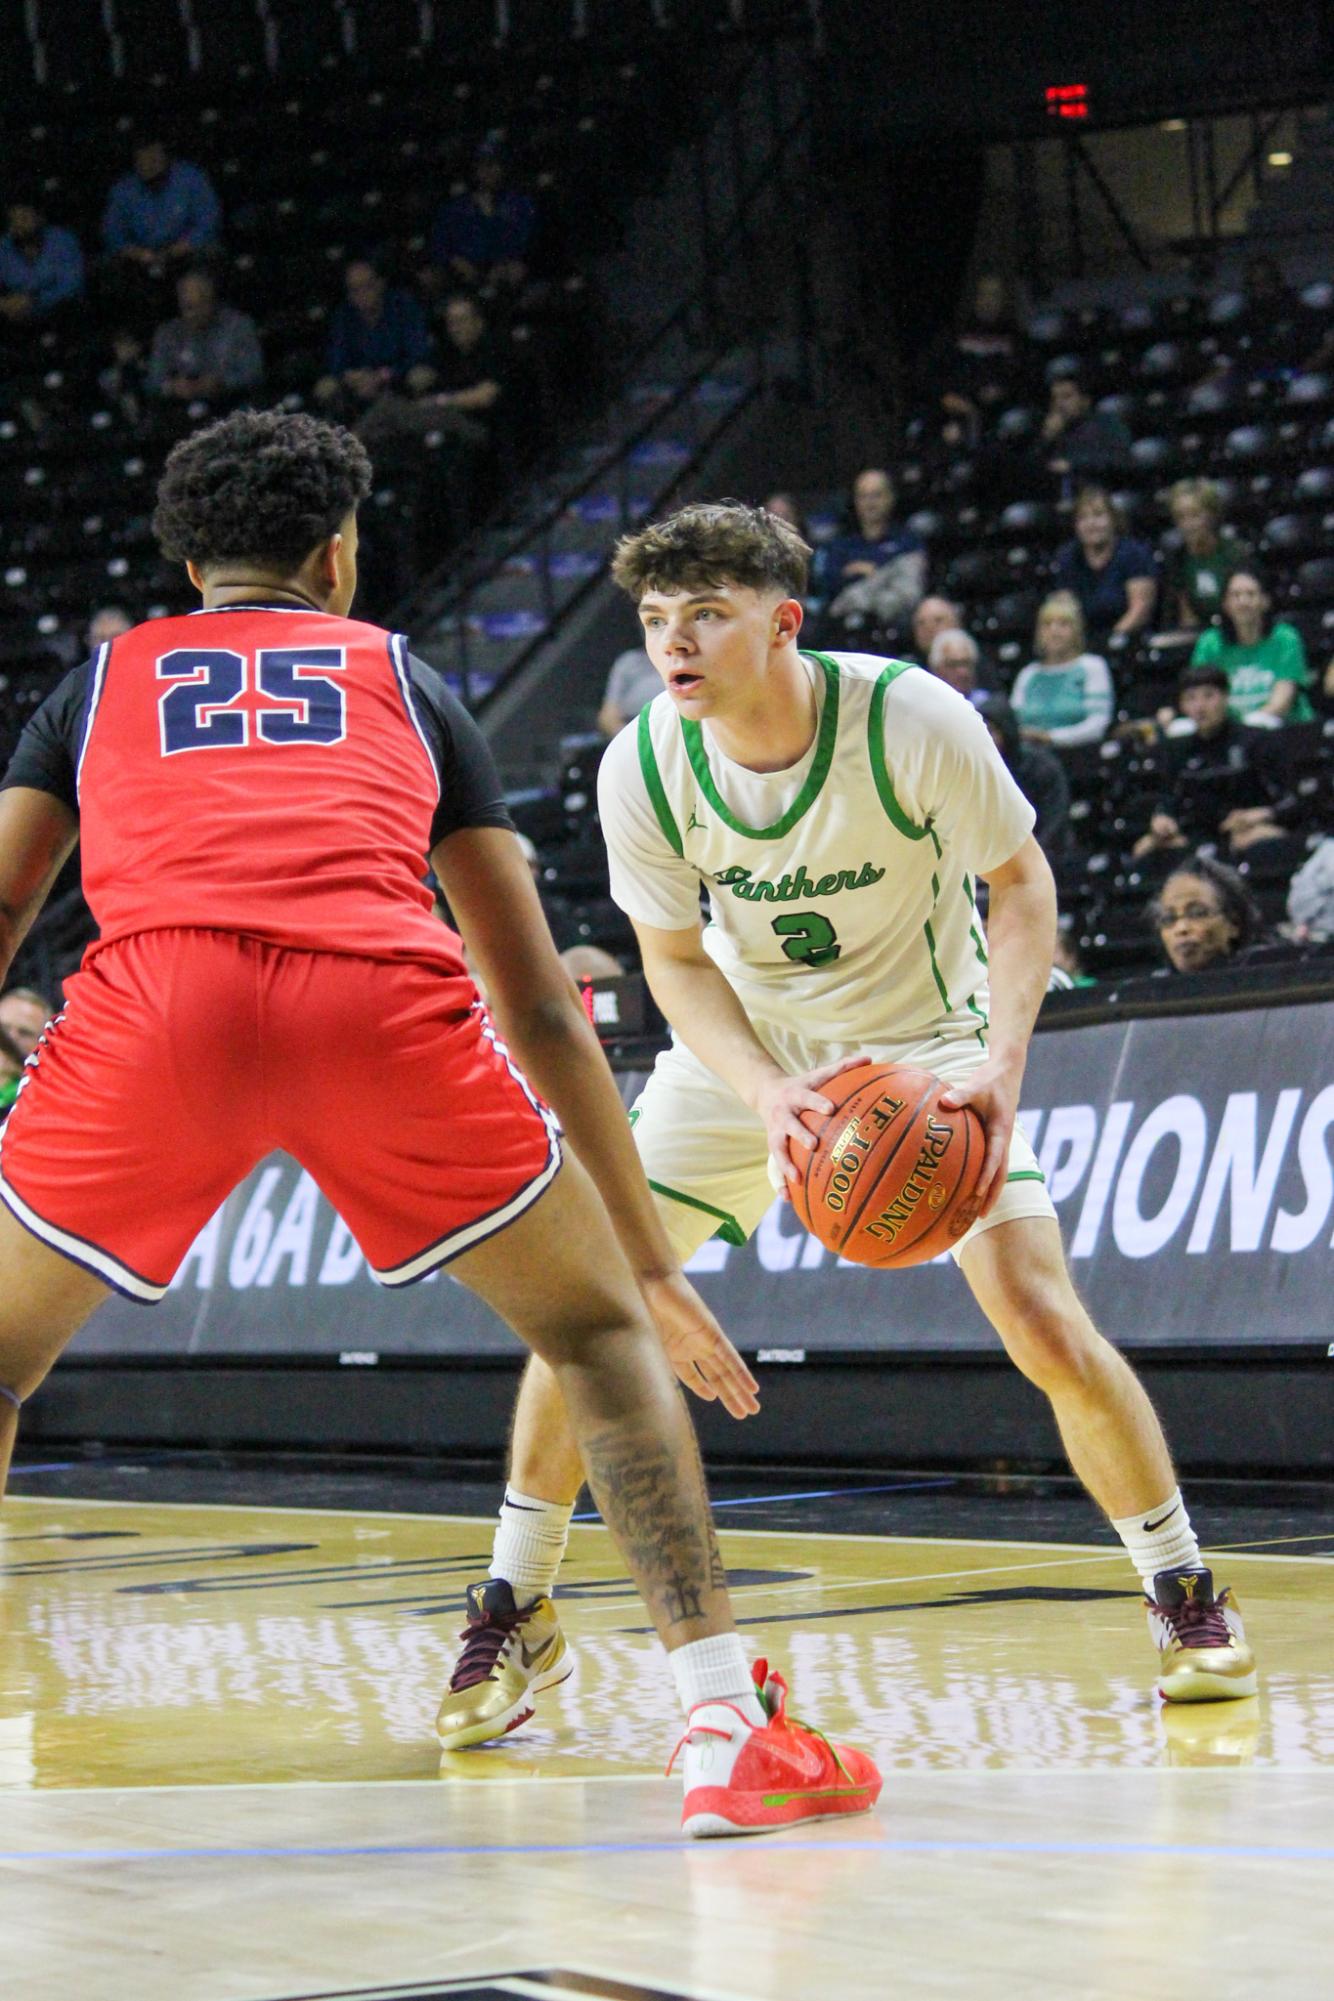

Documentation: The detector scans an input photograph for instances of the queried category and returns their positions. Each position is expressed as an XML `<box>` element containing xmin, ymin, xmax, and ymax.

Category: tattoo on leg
<box><xmin>581</xmin><ymin>1421</ymin><xmax>725</xmax><ymax>1634</ymax></box>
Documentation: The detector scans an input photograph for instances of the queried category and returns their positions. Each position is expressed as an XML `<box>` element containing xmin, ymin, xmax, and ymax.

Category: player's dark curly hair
<box><xmin>611</xmin><ymin>499</ymin><xmax>810</xmax><ymax>602</ymax></box>
<box><xmin>152</xmin><ymin>409</ymin><xmax>373</xmax><ymax>572</ymax></box>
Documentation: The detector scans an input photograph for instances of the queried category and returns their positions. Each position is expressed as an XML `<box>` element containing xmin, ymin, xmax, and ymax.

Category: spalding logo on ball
<box><xmin>789</xmin><ymin>1062</ymin><xmax>987</xmax><ymax>1269</ymax></box>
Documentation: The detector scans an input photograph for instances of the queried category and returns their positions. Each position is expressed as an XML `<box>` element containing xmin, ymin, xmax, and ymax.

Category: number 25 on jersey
<box><xmin>157</xmin><ymin>647</ymin><xmax>347</xmax><ymax>755</ymax></box>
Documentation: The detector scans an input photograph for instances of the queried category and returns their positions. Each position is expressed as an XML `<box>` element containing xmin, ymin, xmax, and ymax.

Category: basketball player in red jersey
<box><xmin>0</xmin><ymin>410</ymin><xmax>878</xmax><ymax>1836</ymax></box>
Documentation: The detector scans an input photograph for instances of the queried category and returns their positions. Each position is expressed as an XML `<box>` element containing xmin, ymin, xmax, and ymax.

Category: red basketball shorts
<box><xmin>0</xmin><ymin>929</ymin><xmax>562</xmax><ymax>1301</ymax></box>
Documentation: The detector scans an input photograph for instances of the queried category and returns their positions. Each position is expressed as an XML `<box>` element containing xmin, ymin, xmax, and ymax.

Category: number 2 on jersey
<box><xmin>772</xmin><ymin>911</ymin><xmax>841</xmax><ymax>966</ymax></box>
<box><xmin>157</xmin><ymin>647</ymin><xmax>347</xmax><ymax>755</ymax></box>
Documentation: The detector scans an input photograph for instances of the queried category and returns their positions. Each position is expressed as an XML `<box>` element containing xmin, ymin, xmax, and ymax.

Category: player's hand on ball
<box><xmin>756</xmin><ymin>1057</ymin><xmax>871</xmax><ymax>1195</ymax></box>
<box><xmin>938</xmin><ymin>1055</ymin><xmax>1023</xmax><ymax>1225</ymax></box>
<box><xmin>638</xmin><ymin>1271</ymin><xmax>760</xmax><ymax>1420</ymax></box>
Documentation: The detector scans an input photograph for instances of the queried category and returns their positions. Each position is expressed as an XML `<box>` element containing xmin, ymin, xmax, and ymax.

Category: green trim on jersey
<box><xmin>868</xmin><ymin>661</ymin><xmax>931</xmax><ymax>842</ymax></box>
<box><xmin>922</xmin><ymin>917</ymin><xmax>951</xmax><ymax>1010</ymax></box>
<box><xmin>1006</xmin><ymin>1168</ymin><xmax>1046</xmax><ymax>1185</ymax></box>
<box><xmin>647</xmin><ymin>1178</ymin><xmax>748</xmax><ymax>1246</ymax></box>
<box><xmin>638</xmin><ymin>705</ymin><xmax>684</xmax><ymax>857</ymax></box>
<box><xmin>679</xmin><ymin>652</ymin><xmax>841</xmax><ymax>842</ymax></box>
<box><xmin>963</xmin><ymin>874</ymin><xmax>989</xmax><ymax>965</ymax></box>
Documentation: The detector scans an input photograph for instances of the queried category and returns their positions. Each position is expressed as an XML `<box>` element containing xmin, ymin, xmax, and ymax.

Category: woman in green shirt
<box><xmin>1190</xmin><ymin>567</ymin><xmax>1315</xmax><ymax>723</ymax></box>
<box><xmin>1161</xmin><ymin>478</ymin><xmax>1250</xmax><ymax>631</ymax></box>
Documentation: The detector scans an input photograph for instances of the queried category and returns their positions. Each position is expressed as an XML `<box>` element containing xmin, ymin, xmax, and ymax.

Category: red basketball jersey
<box><xmin>76</xmin><ymin>606</ymin><xmax>465</xmax><ymax>973</ymax></box>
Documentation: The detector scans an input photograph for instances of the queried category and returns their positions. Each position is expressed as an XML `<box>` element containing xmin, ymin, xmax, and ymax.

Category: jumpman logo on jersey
<box><xmin>686</xmin><ymin>804</ymin><xmax>707</xmax><ymax>834</ymax></box>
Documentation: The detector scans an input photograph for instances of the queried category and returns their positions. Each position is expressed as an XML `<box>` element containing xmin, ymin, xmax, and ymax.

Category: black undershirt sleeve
<box><xmin>406</xmin><ymin>652</ymin><xmax>516</xmax><ymax>849</ymax></box>
<box><xmin>0</xmin><ymin>659</ymin><xmax>94</xmax><ymax>816</ymax></box>
<box><xmin>1</xmin><ymin>653</ymin><xmax>515</xmax><ymax>850</ymax></box>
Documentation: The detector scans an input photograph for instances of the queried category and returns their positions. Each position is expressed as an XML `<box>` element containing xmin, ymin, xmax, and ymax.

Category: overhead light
<box><xmin>1160</xmin><ymin>118</ymin><xmax>1186</xmax><ymax>132</ymax></box>
<box><xmin>1268</xmin><ymin>151</ymin><xmax>1293</xmax><ymax>167</ymax></box>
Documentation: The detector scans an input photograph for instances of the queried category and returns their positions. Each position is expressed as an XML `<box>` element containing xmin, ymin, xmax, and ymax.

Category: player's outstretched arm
<box><xmin>431</xmin><ymin>826</ymin><xmax>759</xmax><ymax>1419</ymax></box>
<box><xmin>0</xmin><ymin>788</ymin><xmax>79</xmax><ymax>988</ymax></box>
<box><xmin>939</xmin><ymin>834</ymin><xmax>1056</xmax><ymax>1220</ymax></box>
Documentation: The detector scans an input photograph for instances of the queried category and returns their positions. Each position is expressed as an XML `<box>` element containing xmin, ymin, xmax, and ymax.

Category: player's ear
<box><xmin>318</xmin><ymin>533</ymin><xmax>343</xmax><ymax>591</ymax></box>
<box><xmin>774</xmin><ymin>596</ymin><xmax>804</xmax><ymax>645</ymax></box>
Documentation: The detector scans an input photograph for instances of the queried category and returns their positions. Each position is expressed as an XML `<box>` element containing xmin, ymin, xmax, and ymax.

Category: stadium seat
<box><xmin>1290</xmin><ymin>557</ymin><xmax>1334</xmax><ymax>605</ymax></box>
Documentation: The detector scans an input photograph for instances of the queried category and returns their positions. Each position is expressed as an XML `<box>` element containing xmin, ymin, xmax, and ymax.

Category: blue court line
<box><xmin>6</xmin><ymin>1464</ymin><xmax>77</xmax><ymax>1476</ymax></box>
<box><xmin>572</xmin><ymin>1478</ymin><xmax>956</xmax><ymax>1523</ymax></box>
<box><xmin>3</xmin><ymin>1833</ymin><xmax>1331</xmax><ymax>1866</ymax></box>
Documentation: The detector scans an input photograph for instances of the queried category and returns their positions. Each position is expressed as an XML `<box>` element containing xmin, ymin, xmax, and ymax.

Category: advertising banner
<box><xmin>74</xmin><ymin>1001</ymin><xmax>1334</xmax><ymax>1358</ymax></box>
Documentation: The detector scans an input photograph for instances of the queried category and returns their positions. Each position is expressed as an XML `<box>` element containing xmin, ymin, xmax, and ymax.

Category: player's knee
<box><xmin>525</xmin><ymin>1297</ymin><xmax>643</xmax><ymax>1372</ymax></box>
<box><xmin>994</xmin><ymin>1284</ymin><xmax>1099</xmax><ymax>1394</ymax></box>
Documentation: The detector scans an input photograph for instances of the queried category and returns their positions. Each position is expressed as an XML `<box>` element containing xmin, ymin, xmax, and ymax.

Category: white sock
<box><xmin>1110</xmin><ymin>1489</ymin><xmax>1204</xmax><ymax>1596</ymax></box>
<box><xmin>490</xmin><ymin>1486</ymin><xmax>573</xmax><ymax>1606</ymax></box>
<box><xmin>669</xmin><ymin>1633</ymin><xmax>766</xmax><ymax>1727</ymax></box>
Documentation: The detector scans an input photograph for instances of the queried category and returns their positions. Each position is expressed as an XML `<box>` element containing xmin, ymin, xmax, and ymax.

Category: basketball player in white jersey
<box><xmin>437</xmin><ymin>501</ymin><xmax>1256</xmax><ymax>1749</ymax></box>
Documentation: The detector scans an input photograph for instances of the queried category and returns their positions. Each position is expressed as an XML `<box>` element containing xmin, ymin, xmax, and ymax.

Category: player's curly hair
<box><xmin>611</xmin><ymin>499</ymin><xmax>810</xmax><ymax>602</ymax></box>
<box><xmin>152</xmin><ymin>409</ymin><xmax>373</xmax><ymax>572</ymax></box>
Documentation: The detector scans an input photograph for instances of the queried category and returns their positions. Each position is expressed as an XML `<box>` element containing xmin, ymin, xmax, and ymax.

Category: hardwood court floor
<box><xmin>2</xmin><ymin>1478</ymin><xmax>1333</xmax><ymax>2001</ymax></box>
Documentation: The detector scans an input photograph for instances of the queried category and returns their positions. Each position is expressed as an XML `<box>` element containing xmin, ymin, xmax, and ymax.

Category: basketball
<box><xmin>789</xmin><ymin>1062</ymin><xmax>987</xmax><ymax>1268</ymax></box>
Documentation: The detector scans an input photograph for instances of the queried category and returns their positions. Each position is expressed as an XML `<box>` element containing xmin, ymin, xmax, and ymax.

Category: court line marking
<box><xmin>7</xmin><ymin>1764</ymin><xmax>1324</xmax><ymax>1803</ymax></box>
<box><xmin>2</xmin><ymin>1833</ymin><xmax>1332</xmax><ymax>1866</ymax></box>
<box><xmin>5</xmin><ymin>1498</ymin><xmax>1330</xmax><ymax>1568</ymax></box>
<box><xmin>572</xmin><ymin>1478</ymin><xmax>957</xmax><ymax>1519</ymax></box>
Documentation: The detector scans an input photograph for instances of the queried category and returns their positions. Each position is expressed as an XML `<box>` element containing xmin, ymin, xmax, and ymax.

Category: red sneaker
<box><xmin>668</xmin><ymin>1658</ymin><xmax>882</xmax><ymax>1839</ymax></box>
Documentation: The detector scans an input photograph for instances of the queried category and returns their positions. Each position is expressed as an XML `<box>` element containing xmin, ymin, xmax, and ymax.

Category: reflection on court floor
<box><xmin>5</xmin><ymin>1497</ymin><xmax>1334</xmax><ymax>2001</ymax></box>
<box><xmin>2</xmin><ymin>1498</ymin><xmax>1332</xmax><ymax>1791</ymax></box>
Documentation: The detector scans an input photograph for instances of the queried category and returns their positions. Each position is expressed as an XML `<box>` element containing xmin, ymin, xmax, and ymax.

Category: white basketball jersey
<box><xmin>597</xmin><ymin>651</ymin><xmax>1035</xmax><ymax>1046</ymax></box>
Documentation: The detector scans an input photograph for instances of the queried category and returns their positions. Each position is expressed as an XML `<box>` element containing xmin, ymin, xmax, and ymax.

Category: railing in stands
<box><xmin>389</xmin><ymin>36</ymin><xmax>817</xmax><ymax>709</ymax></box>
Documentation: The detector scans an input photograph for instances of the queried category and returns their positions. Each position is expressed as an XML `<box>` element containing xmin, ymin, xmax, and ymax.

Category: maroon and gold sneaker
<box><xmin>668</xmin><ymin>1658</ymin><xmax>882</xmax><ymax>1839</ymax></box>
<box><xmin>1146</xmin><ymin>1568</ymin><xmax>1257</xmax><ymax>1702</ymax></box>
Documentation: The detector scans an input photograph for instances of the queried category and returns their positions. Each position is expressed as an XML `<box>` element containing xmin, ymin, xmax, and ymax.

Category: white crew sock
<box><xmin>669</xmin><ymin>1633</ymin><xmax>767</xmax><ymax>1727</ymax></box>
<box><xmin>1110</xmin><ymin>1488</ymin><xmax>1204</xmax><ymax>1596</ymax></box>
<box><xmin>490</xmin><ymin>1486</ymin><xmax>573</xmax><ymax>1606</ymax></box>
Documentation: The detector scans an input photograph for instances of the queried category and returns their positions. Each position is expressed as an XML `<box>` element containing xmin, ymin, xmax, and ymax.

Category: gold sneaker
<box><xmin>435</xmin><ymin>1578</ymin><xmax>571</xmax><ymax>1750</ymax></box>
<box><xmin>1146</xmin><ymin>1567</ymin><xmax>1257</xmax><ymax>1702</ymax></box>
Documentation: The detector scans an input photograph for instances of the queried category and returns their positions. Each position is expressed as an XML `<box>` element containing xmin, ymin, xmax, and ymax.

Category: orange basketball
<box><xmin>788</xmin><ymin>1062</ymin><xmax>987</xmax><ymax>1268</ymax></box>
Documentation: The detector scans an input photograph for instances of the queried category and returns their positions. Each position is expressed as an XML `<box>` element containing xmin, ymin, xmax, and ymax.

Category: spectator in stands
<box><xmin>1052</xmin><ymin>919</ymin><xmax>1096</xmax><ymax>988</ymax></box>
<box><xmin>0</xmin><ymin>986</ymin><xmax>52</xmax><ymax>1064</ymax></box>
<box><xmin>87</xmin><ymin>605</ymin><xmax>134</xmax><ymax>650</ymax></box>
<box><xmin>1237</xmin><ymin>253</ymin><xmax>1301</xmax><ymax>368</ymax></box>
<box><xmin>1038</xmin><ymin>370</ymin><xmax>1131</xmax><ymax>491</ymax></box>
<box><xmin>976</xmin><ymin>692</ymin><xmax>1076</xmax><ymax>868</ymax></box>
<box><xmin>314</xmin><ymin>260</ymin><xmax>435</xmax><ymax>418</ymax></box>
<box><xmin>1287</xmin><ymin>838</ymin><xmax>1334</xmax><ymax>944</ymax></box>
<box><xmin>425</xmin><ymin>137</ymin><xmax>537</xmax><ymax>303</ymax></box>
<box><xmin>1149</xmin><ymin>855</ymin><xmax>1264</xmax><ymax>974</ymax></box>
<box><xmin>1054</xmin><ymin>487</ymin><xmax>1156</xmax><ymax>647</ymax></box>
<box><xmin>101</xmin><ymin>136</ymin><xmax>221</xmax><ymax>291</ymax></box>
<box><xmin>147</xmin><ymin>268</ymin><xmax>263</xmax><ymax>407</ymax></box>
<box><xmin>0</xmin><ymin>198</ymin><xmax>85</xmax><ymax>326</ymax></box>
<box><xmin>1132</xmin><ymin>665</ymin><xmax>1288</xmax><ymax>861</ymax></box>
<box><xmin>910</xmin><ymin>593</ymin><xmax>962</xmax><ymax>664</ymax></box>
<box><xmin>1158</xmin><ymin>478</ymin><xmax>1250</xmax><ymax>635</ymax></box>
<box><xmin>933</xmin><ymin>272</ymin><xmax>1029</xmax><ymax>421</ymax></box>
<box><xmin>97</xmin><ymin>326</ymin><xmax>150</xmax><ymax>424</ymax></box>
<box><xmin>927</xmin><ymin>627</ymin><xmax>987</xmax><ymax>708</ymax></box>
<box><xmin>762</xmin><ymin>492</ymin><xmax>809</xmax><ymax>539</ymax></box>
<box><xmin>598</xmin><ymin>642</ymin><xmax>660</xmax><ymax>736</ymax></box>
<box><xmin>811</xmin><ymin>468</ymin><xmax>926</xmax><ymax>631</ymax></box>
<box><xmin>1011</xmin><ymin>591</ymin><xmax>1114</xmax><ymax>748</ymax></box>
<box><xmin>1189</xmin><ymin>566</ymin><xmax>1315</xmax><ymax>724</ymax></box>
<box><xmin>0</xmin><ymin>1030</ymin><xmax>20</xmax><ymax>1128</ymax></box>
<box><xmin>427</xmin><ymin>291</ymin><xmax>506</xmax><ymax>445</ymax></box>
